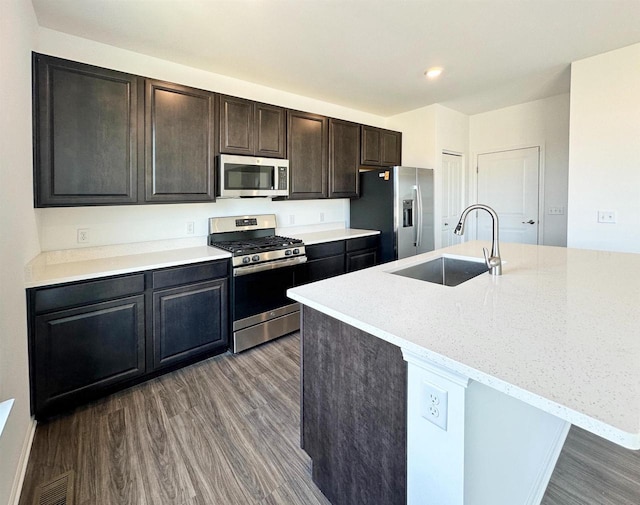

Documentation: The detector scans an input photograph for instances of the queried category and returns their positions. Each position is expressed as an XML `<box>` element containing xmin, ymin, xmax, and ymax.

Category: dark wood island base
<box><xmin>300</xmin><ymin>306</ymin><xmax>407</xmax><ymax>505</ymax></box>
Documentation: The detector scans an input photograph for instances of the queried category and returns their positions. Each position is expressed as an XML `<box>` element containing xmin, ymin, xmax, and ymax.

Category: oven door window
<box><xmin>224</xmin><ymin>163</ymin><xmax>274</xmax><ymax>190</ymax></box>
<box><xmin>233</xmin><ymin>265</ymin><xmax>295</xmax><ymax>321</ymax></box>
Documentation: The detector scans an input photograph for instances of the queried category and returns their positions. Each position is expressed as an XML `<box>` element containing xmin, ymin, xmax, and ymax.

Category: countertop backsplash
<box><xmin>36</xmin><ymin>198</ymin><xmax>350</xmax><ymax>251</ymax></box>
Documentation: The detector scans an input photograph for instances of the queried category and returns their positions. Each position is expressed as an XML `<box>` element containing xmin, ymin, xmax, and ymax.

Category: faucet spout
<box><xmin>454</xmin><ymin>204</ymin><xmax>502</xmax><ymax>276</ymax></box>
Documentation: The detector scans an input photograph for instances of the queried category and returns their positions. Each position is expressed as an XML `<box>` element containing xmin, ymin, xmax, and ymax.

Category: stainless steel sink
<box><xmin>390</xmin><ymin>256</ymin><xmax>489</xmax><ymax>286</ymax></box>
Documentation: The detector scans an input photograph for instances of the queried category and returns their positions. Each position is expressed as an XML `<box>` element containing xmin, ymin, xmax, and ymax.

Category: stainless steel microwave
<box><xmin>218</xmin><ymin>154</ymin><xmax>289</xmax><ymax>198</ymax></box>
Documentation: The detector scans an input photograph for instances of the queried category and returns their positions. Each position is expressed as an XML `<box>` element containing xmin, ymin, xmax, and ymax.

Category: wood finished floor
<box><xmin>19</xmin><ymin>332</ymin><xmax>640</xmax><ymax>505</ymax></box>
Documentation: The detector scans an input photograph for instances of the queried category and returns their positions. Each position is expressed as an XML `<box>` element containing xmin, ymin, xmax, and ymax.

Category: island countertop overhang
<box><xmin>287</xmin><ymin>241</ymin><xmax>640</xmax><ymax>449</ymax></box>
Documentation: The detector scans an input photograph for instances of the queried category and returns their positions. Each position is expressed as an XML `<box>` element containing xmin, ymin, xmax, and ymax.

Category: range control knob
<box><xmin>252</xmin><ymin>255</ymin><xmax>260</xmax><ymax>262</ymax></box>
<box><xmin>285</xmin><ymin>250</ymin><xmax>292</xmax><ymax>256</ymax></box>
<box><xmin>242</xmin><ymin>257</ymin><xmax>251</xmax><ymax>264</ymax></box>
<box><xmin>293</xmin><ymin>248</ymin><xmax>300</xmax><ymax>255</ymax></box>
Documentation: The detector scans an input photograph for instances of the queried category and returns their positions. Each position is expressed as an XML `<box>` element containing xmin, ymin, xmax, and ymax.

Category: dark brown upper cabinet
<box><xmin>287</xmin><ymin>110</ymin><xmax>329</xmax><ymax>199</ymax></box>
<box><xmin>33</xmin><ymin>54</ymin><xmax>140</xmax><ymax>207</ymax></box>
<box><xmin>145</xmin><ymin>80</ymin><xmax>216</xmax><ymax>202</ymax></box>
<box><xmin>361</xmin><ymin>125</ymin><xmax>402</xmax><ymax>167</ymax></box>
<box><xmin>219</xmin><ymin>95</ymin><xmax>286</xmax><ymax>158</ymax></box>
<box><xmin>328</xmin><ymin>118</ymin><xmax>360</xmax><ymax>198</ymax></box>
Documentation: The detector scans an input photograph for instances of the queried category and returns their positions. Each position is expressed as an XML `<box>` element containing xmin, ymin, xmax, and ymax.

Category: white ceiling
<box><xmin>31</xmin><ymin>0</ymin><xmax>640</xmax><ymax>116</ymax></box>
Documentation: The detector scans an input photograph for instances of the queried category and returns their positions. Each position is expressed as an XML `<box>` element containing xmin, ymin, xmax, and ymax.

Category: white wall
<box><xmin>469</xmin><ymin>94</ymin><xmax>570</xmax><ymax>246</ymax></box>
<box><xmin>35</xmin><ymin>28</ymin><xmax>388</xmax><ymax>250</ymax></box>
<box><xmin>387</xmin><ymin>104</ymin><xmax>438</xmax><ymax>168</ymax></box>
<box><xmin>0</xmin><ymin>0</ymin><xmax>41</xmax><ymax>503</ymax></box>
<box><xmin>387</xmin><ymin>104</ymin><xmax>469</xmax><ymax>249</ymax></box>
<box><xmin>39</xmin><ymin>199</ymin><xmax>348</xmax><ymax>251</ymax></box>
<box><xmin>567</xmin><ymin>43</ymin><xmax>640</xmax><ymax>252</ymax></box>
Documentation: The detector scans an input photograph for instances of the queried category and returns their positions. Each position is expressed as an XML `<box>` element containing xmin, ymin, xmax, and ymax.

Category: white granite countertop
<box><xmin>24</xmin><ymin>227</ymin><xmax>379</xmax><ymax>288</ymax></box>
<box><xmin>25</xmin><ymin>239</ymin><xmax>232</xmax><ymax>288</ymax></box>
<box><xmin>287</xmin><ymin>241</ymin><xmax>640</xmax><ymax>450</ymax></box>
<box><xmin>287</xmin><ymin>228</ymin><xmax>379</xmax><ymax>245</ymax></box>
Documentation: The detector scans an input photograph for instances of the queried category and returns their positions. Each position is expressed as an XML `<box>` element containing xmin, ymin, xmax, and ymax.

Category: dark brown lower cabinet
<box><xmin>301</xmin><ymin>306</ymin><xmax>407</xmax><ymax>505</ymax></box>
<box><xmin>28</xmin><ymin>259</ymin><xmax>230</xmax><ymax>420</ymax></box>
<box><xmin>345</xmin><ymin>235</ymin><xmax>378</xmax><ymax>272</ymax></box>
<box><xmin>33</xmin><ymin>295</ymin><xmax>145</xmax><ymax>418</ymax></box>
<box><xmin>295</xmin><ymin>235</ymin><xmax>380</xmax><ymax>286</ymax></box>
<box><xmin>296</xmin><ymin>240</ymin><xmax>346</xmax><ymax>285</ymax></box>
<box><xmin>153</xmin><ymin>279</ymin><xmax>228</xmax><ymax>369</ymax></box>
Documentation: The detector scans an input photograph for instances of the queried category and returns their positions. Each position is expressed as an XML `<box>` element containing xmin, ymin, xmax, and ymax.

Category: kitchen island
<box><xmin>287</xmin><ymin>241</ymin><xmax>640</xmax><ymax>505</ymax></box>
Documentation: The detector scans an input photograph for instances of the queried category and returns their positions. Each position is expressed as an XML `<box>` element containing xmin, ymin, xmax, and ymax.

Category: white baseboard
<box><xmin>8</xmin><ymin>418</ymin><xmax>36</xmax><ymax>505</ymax></box>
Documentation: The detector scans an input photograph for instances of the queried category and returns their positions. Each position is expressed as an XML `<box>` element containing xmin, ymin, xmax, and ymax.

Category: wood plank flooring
<box><xmin>19</xmin><ymin>334</ymin><xmax>330</xmax><ymax>505</ymax></box>
<box><xmin>19</xmin><ymin>332</ymin><xmax>640</xmax><ymax>505</ymax></box>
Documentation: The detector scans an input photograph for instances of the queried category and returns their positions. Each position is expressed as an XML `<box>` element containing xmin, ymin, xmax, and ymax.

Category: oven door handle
<box><xmin>233</xmin><ymin>256</ymin><xmax>307</xmax><ymax>277</ymax></box>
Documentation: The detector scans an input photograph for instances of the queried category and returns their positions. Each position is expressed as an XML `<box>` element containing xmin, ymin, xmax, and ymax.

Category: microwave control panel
<box><xmin>278</xmin><ymin>166</ymin><xmax>288</xmax><ymax>190</ymax></box>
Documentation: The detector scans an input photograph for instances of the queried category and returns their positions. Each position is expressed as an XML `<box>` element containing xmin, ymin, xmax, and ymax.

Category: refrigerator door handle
<box><xmin>415</xmin><ymin>184</ymin><xmax>423</xmax><ymax>247</ymax></box>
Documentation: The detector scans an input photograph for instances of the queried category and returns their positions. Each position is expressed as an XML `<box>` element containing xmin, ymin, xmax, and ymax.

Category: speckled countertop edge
<box><xmin>288</xmin><ymin>241</ymin><xmax>640</xmax><ymax>450</ymax></box>
<box><xmin>24</xmin><ymin>227</ymin><xmax>379</xmax><ymax>288</ymax></box>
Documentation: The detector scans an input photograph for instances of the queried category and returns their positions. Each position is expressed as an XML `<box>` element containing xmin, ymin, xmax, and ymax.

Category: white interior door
<box><xmin>441</xmin><ymin>153</ymin><xmax>465</xmax><ymax>247</ymax></box>
<box><xmin>476</xmin><ymin>147</ymin><xmax>540</xmax><ymax>244</ymax></box>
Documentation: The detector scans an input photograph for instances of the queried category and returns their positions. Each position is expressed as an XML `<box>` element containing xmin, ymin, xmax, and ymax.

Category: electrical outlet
<box><xmin>320</xmin><ymin>212</ymin><xmax>325</xmax><ymax>222</ymax></box>
<box><xmin>598</xmin><ymin>210</ymin><xmax>617</xmax><ymax>224</ymax></box>
<box><xmin>186</xmin><ymin>221</ymin><xmax>195</xmax><ymax>235</ymax></box>
<box><xmin>289</xmin><ymin>215</ymin><xmax>295</xmax><ymax>225</ymax></box>
<box><xmin>421</xmin><ymin>380</ymin><xmax>448</xmax><ymax>430</ymax></box>
<box><xmin>77</xmin><ymin>228</ymin><xmax>90</xmax><ymax>244</ymax></box>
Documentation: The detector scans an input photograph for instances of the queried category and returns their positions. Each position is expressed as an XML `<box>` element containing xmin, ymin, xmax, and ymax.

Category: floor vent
<box><xmin>34</xmin><ymin>470</ymin><xmax>74</xmax><ymax>505</ymax></box>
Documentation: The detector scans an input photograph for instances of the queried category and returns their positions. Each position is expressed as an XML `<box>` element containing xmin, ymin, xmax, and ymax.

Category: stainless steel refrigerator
<box><xmin>350</xmin><ymin>166</ymin><xmax>434</xmax><ymax>263</ymax></box>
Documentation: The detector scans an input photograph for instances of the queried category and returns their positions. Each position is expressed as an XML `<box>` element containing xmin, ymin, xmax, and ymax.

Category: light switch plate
<box><xmin>597</xmin><ymin>210</ymin><xmax>617</xmax><ymax>223</ymax></box>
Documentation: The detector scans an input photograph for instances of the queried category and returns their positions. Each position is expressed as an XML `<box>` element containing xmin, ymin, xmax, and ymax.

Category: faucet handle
<box><xmin>483</xmin><ymin>247</ymin><xmax>502</xmax><ymax>275</ymax></box>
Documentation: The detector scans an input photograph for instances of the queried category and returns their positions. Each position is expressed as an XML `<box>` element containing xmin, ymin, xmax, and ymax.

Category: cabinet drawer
<box><xmin>152</xmin><ymin>260</ymin><xmax>228</xmax><ymax>290</ymax></box>
<box><xmin>296</xmin><ymin>255</ymin><xmax>346</xmax><ymax>286</ymax></box>
<box><xmin>306</xmin><ymin>240</ymin><xmax>345</xmax><ymax>260</ymax></box>
<box><xmin>346</xmin><ymin>235</ymin><xmax>379</xmax><ymax>252</ymax></box>
<box><xmin>33</xmin><ymin>274</ymin><xmax>145</xmax><ymax>314</ymax></box>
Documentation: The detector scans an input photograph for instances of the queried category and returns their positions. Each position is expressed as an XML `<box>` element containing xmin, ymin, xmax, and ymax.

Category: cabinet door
<box><xmin>287</xmin><ymin>110</ymin><xmax>328</xmax><ymax>199</ymax></box>
<box><xmin>346</xmin><ymin>249</ymin><xmax>377</xmax><ymax>272</ymax></box>
<box><xmin>329</xmin><ymin>118</ymin><xmax>360</xmax><ymax>198</ymax></box>
<box><xmin>33</xmin><ymin>54</ymin><xmax>139</xmax><ymax>207</ymax></box>
<box><xmin>346</xmin><ymin>236</ymin><xmax>379</xmax><ymax>272</ymax></box>
<box><xmin>152</xmin><ymin>279</ymin><xmax>228</xmax><ymax>369</ymax></box>
<box><xmin>219</xmin><ymin>94</ymin><xmax>254</xmax><ymax>155</ymax></box>
<box><xmin>255</xmin><ymin>103</ymin><xmax>286</xmax><ymax>158</ymax></box>
<box><xmin>33</xmin><ymin>295</ymin><xmax>145</xmax><ymax>417</ymax></box>
<box><xmin>381</xmin><ymin>130</ymin><xmax>402</xmax><ymax>166</ymax></box>
<box><xmin>296</xmin><ymin>240</ymin><xmax>346</xmax><ymax>285</ymax></box>
<box><xmin>361</xmin><ymin>125</ymin><xmax>382</xmax><ymax>165</ymax></box>
<box><xmin>296</xmin><ymin>255</ymin><xmax>346</xmax><ymax>286</ymax></box>
<box><xmin>145</xmin><ymin>80</ymin><xmax>215</xmax><ymax>202</ymax></box>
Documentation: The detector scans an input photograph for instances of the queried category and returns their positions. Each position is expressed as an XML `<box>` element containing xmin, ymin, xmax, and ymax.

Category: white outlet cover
<box><xmin>597</xmin><ymin>210</ymin><xmax>617</xmax><ymax>224</ymax></box>
<box><xmin>421</xmin><ymin>380</ymin><xmax>448</xmax><ymax>430</ymax></box>
<box><xmin>77</xmin><ymin>228</ymin><xmax>90</xmax><ymax>243</ymax></box>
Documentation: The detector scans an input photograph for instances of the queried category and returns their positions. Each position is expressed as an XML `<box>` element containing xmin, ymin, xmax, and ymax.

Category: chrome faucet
<box><xmin>454</xmin><ymin>204</ymin><xmax>502</xmax><ymax>276</ymax></box>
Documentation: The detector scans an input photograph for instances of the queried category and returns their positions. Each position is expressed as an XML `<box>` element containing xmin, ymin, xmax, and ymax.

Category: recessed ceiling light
<box><xmin>425</xmin><ymin>67</ymin><xmax>443</xmax><ymax>79</ymax></box>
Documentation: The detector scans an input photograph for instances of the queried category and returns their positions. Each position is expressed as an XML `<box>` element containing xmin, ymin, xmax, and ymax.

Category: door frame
<box><xmin>469</xmin><ymin>142</ymin><xmax>546</xmax><ymax>244</ymax></box>
<box><xmin>441</xmin><ymin>149</ymin><xmax>466</xmax><ymax>248</ymax></box>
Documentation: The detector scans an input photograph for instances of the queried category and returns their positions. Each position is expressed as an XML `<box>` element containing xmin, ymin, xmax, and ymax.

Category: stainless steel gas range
<box><xmin>208</xmin><ymin>214</ymin><xmax>306</xmax><ymax>353</ymax></box>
